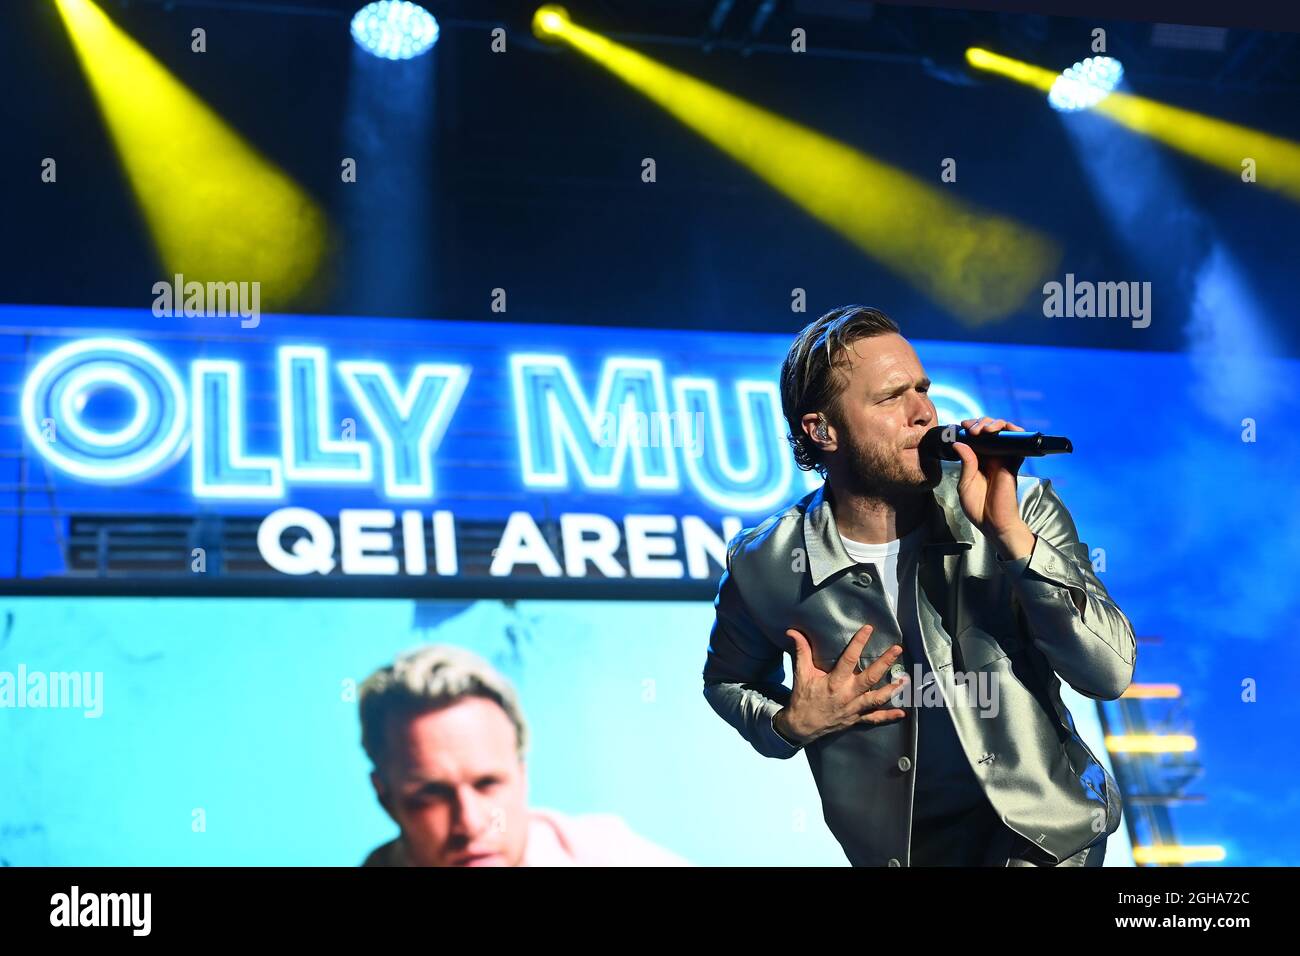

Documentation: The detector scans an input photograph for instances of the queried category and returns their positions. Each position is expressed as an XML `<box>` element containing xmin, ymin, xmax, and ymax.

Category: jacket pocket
<box><xmin>954</xmin><ymin>624</ymin><xmax>1020</xmax><ymax>671</ymax></box>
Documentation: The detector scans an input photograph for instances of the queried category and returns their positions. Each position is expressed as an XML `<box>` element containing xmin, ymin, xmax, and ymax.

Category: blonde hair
<box><xmin>359</xmin><ymin>645</ymin><xmax>529</xmax><ymax>768</ymax></box>
<box><xmin>779</xmin><ymin>305</ymin><xmax>901</xmax><ymax>478</ymax></box>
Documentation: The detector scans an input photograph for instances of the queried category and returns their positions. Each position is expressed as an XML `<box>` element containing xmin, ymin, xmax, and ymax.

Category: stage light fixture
<box><xmin>1048</xmin><ymin>56</ymin><xmax>1124</xmax><ymax>113</ymax></box>
<box><xmin>1105</xmin><ymin>734</ymin><xmax>1198</xmax><ymax>753</ymax></box>
<box><xmin>533</xmin><ymin>4</ymin><xmax>570</xmax><ymax>39</ymax></box>
<box><xmin>351</xmin><ymin>1</ymin><xmax>439</xmax><ymax>60</ymax></box>
<box><xmin>967</xmin><ymin>46</ymin><xmax>1300</xmax><ymax>203</ymax></box>
<box><xmin>1132</xmin><ymin>845</ymin><xmax>1227</xmax><ymax>865</ymax></box>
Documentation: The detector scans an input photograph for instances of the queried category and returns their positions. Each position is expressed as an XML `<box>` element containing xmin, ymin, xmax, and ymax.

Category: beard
<box><xmin>838</xmin><ymin>429</ymin><xmax>942</xmax><ymax>501</ymax></box>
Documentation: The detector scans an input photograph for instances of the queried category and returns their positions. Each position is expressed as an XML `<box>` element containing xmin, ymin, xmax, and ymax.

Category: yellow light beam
<box><xmin>1121</xmin><ymin>683</ymin><xmax>1182</xmax><ymax>699</ymax></box>
<box><xmin>55</xmin><ymin>0</ymin><xmax>329</xmax><ymax>306</ymax></box>
<box><xmin>535</xmin><ymin>7</ymin><xmax>1060</xmax><ymax>325</ymax></box>
<box><xmin>967</xmin><ymin>46</ymin><xmax>1300</xmax><ymax>205</ymax></box>
<box><xmin>1096</xmin><ymin>92</ymin><xmax>1300</xmax><ymax>203</ymax></box>
<box><xmin>965</xmin><ymin>48</ymin><xmax>1056</xmax><ymax>93</ymax></box>
<box><xmin>1133</xmin><ymin>845</ymin><xmax>1227</xmax><ymax>865</ymax></box>
<box><xmin>1106</xmin><ymin>734</ymin><xmax>1197</xmax><ymax>753</ymax></box>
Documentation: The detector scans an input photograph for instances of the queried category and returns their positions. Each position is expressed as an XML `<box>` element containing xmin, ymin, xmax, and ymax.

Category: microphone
<box><xmin>918</xmin><ymin>425</ymin><xmax>1073</xmax><ymax>461</ymax></box>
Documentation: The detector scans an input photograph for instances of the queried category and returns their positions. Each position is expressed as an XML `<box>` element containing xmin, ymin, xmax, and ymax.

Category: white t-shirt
<box><xmin>838</xmin><ymin>522</ymin><xmax>989</xmax><ymax>831</ymax></box>
<box><xmin>838</xmin><ymin>524</ymin><xmax>928</xmax><ymax>623</ymax></box>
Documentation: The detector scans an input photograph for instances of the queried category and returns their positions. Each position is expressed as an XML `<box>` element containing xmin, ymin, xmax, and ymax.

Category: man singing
<box><xmin>702</xmin><ymin>305</ymin><xmax>1135</xmax><ymax>867</ymax></box>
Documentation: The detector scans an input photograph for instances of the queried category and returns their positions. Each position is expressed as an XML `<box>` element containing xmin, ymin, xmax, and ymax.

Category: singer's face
<box><xmin>829</xmin><ymin>334</ymin><xmax>940</xmax><ymax>494</ymax></box>
<box><xmin>371</xmin><ymin>697</ymin><xmax>531</xmax><ymax>867</ymax></box>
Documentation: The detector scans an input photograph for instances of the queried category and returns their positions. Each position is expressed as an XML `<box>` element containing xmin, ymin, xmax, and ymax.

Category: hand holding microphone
<box><xmin>922</xmin><ymin>417</ymin><xmax>1062</xmax><ymax>561</ymax></box>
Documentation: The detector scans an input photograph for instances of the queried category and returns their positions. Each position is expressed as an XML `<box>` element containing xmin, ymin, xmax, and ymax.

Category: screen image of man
<box><xmin>360</xmin><ymin>645</ymin><xmax>689</xmax><ymax>866</ymax></box>
<box><xmin>702</xmin><ymin>305</ymin><xmax>1136</xmax><ymax>867</ymax></box>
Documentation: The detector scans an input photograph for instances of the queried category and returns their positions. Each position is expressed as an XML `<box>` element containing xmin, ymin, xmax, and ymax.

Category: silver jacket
<box><xmin>702</xmin><ymin>461</ymin><xmax>1135</xmax><ymax>866</ymax></box>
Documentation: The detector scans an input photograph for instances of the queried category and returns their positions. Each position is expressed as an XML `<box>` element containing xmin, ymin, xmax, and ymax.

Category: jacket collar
<box><xmin>802</xmin><ymin>467</ymin><xmax>976</xmax><ymax>588</ymax></box>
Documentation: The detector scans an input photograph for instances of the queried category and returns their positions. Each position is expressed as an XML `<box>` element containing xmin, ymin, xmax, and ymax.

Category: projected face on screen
<box><xmin>371</xmin><ymin>697</ymin><xmax>530</xmax><ymax>867</ymax></box>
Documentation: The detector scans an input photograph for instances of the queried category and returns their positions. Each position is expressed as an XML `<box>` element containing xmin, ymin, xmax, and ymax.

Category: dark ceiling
<box><xmin>3</xmin><ymin>0</ymin><xmax>1298</xmax><ymax>355</ymax></box>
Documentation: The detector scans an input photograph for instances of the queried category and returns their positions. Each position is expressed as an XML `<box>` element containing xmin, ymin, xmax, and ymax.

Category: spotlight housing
<box><xmin>351</xmin><ymin>1</ymin><xmax>439</xmax><ymax>60</ymax></box>
<box><xmin>532</xmin><ymin>5</ymin><xmax>571</xmax><ymax>41</ymax></box>
<box><xmin>1048</xmin><ymin>56</ymin><xmax>1123</xmax><ymax>113</ymax></box>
